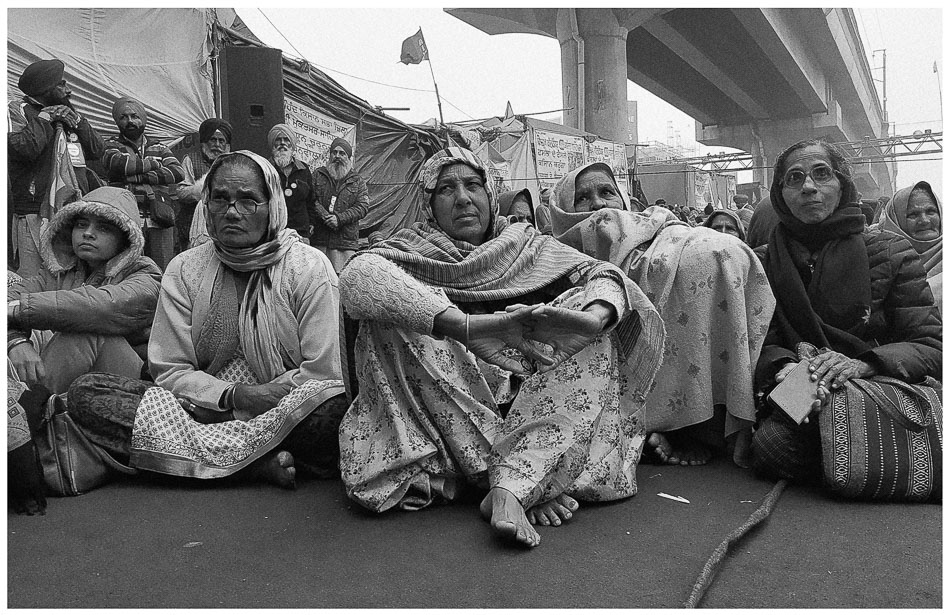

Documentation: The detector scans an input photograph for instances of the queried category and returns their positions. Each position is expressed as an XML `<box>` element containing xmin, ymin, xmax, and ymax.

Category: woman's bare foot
<box><xmin>526</xmin><ymin>493</ymin><xmax>579</xmax><ymax>526</ymax></box>
<box><xmin>646</xmin><ymin>432</ymin><xmax>712</xmax><ymax>466</ymax></box>
<box><xmin>479</xmin><ymin>487</ymin><xmax>540</xmax><ymax>547</ymax></box>
<box><xmin>250</xmin><ymin>450</ymin><xmax>297</xmax><ymax>490</ymax></box>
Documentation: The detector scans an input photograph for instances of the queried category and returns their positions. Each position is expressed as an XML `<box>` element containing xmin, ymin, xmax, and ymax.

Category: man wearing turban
<box><xmin>176</xmin><ymin>118</ymin><xmax>232</xmax><ymax>249</ymax></box>
<box><xmin>101</xmin><ymin>96</ymin><xmax>185</xmax><ymax>270</ymax></box>
<box><xmin>312</xmin><ymin>136</ymin><xmax>370</xmax><ymax>272</ymax></box>
<box><xmin>8</xmin><ymin>58</ymin><xmax>106</xmax><ymax>277</ymax></box>
<box><xmin>266</xmin><ymin>123</ymin><xmax>318</xmax><ymax>244</ymax></box>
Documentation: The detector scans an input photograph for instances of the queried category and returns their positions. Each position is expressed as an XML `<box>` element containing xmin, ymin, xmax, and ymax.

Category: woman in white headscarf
<box><xmin>874</xmin><ymin>180</ymin><xmax>942</xmax><ymax>313</ymax></box>
<box><xmin>550</xmin><ymin>162</ymin><xmax>776</xmax><ymax>467</ymax></box>
<box><xmin>65</xmin><ymin>151</ymin><xmax>348</xmax><ymax>489</ymax></box>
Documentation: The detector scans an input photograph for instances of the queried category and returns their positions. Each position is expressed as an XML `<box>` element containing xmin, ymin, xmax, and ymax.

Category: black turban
<box><xmin>18</xmin><ymin>59</ymin><xmax>65</xmax><ymax>97</ymax></box>
<box><xmin>198</xmin><ymin>118</ymin><xmax>233</xmax><ymax>144</ymax></box>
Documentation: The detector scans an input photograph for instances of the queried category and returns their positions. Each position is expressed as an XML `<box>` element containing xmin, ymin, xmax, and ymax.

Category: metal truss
<box><xmin>636</xmin><ymin>132</ymin><xmax>942</xmax><ymax>171</ymax></box>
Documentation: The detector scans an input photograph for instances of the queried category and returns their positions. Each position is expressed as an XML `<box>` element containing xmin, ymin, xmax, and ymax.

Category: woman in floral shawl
<box><xmin>65</xmin><ymin>151</ymin><xmax>347</xmax><ymax>489</ymax></box>
<box><xmin>338</xmin><ymin>147</ymin><xmax>665</xmax><ymax>547</ymax></box>
<box><xmin>550</xmin><ymin>162</ymin><xmax>775</xmax><ymax>467</ymax></box>
<box><xmin>873</xmin><ymin>180</ymin><xmax>941</xmax><ymax>313</ymax></box>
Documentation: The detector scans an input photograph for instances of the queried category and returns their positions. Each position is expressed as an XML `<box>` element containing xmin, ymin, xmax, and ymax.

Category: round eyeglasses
<box><xmin>207</xmin><ymin>198</ymin><xmax>265</xmax><ymax>216</ymax></box>
<box><xmin>782</xmin><ymin>165</ymin><xmax>837</xmax><ymax>189</ymax></box>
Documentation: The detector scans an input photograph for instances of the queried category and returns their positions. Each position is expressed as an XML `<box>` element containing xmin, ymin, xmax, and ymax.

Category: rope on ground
<box><xmin>683</xmin><ymin>479</ymin><xmax>789</xmax><ymax>608</ymax></box>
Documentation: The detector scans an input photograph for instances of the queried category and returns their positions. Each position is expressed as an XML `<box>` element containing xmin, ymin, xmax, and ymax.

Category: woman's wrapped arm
<box><xmin>339</xmin><ymin>253</ymin><xmax>452</xmax><ymax>334</ymax></box>
<box><xmin>148</xmin><ymin>259</ymin><xmax>231</xmax><ymax>410</ymax></box>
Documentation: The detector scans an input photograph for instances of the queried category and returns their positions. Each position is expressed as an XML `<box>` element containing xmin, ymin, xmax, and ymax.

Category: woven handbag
<box><xmin>819</xmin><ymin>375</ymin><xmax>942</xmax><ymax>502</ymax></box>
<box><xmin>35</xmin><ymin>395</ymin><xmax>137</xmax><ymax>496</ymax></box>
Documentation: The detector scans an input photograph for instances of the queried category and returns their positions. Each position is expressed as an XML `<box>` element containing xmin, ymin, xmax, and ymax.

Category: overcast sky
<box><xmin>235</xmin><ymin>6</ymin><xmax>943</xmax><ymax>195</ymax></box>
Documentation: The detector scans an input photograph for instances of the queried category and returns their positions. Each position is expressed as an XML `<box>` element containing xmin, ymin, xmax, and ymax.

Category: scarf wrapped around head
<box><xmin>879</xmin><ymin>181</ymin><xmax>942</xmax><ymax>276</ymax></box>
<box><xmin>111</xmin><ymin>97</ymin><xmax>147</xmax><ymax>125</ymax></box>
<box><xmin>363</xmin><ymin>149</ymin><xmax>665</xmax><ymax>375</ymax></box>
<box><xmin>702</xmin><ymin>208</ymin><xmax>747</xmax><ymax>241</ymax></box>
<box><xmin>196</xmin><ymin>150</ymin><xmax>299</xmax><ymax>382</ymax></box>
<box><xmin>267</xmin><ymin>124</ymin><xmax>297</xmax><ymax>149</ymax></box>
<box><xmin>497</xmin><ymin>188</ymin><xmax>535</xmax><ymax>220</ymax></box>
<box><xmin>199</xmin><ymin>118</ymin><xmax>233</xmax><ymax>144</ymax></box>
<box><xmin>550</xmin><ymin>161</ymin><xmax>686</xmax><ymax>271</ymax></box>
<box><xmin>764</xmin><ymin>139</ymin><xmax>872</xmax><ymax>356</ymax></box>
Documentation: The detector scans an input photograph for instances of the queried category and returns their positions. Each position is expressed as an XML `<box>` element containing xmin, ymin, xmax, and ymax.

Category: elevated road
<box><xmin>447</xmin><ymin>8</ymin><xmax>895</xmax><ymax>196</ymax></box>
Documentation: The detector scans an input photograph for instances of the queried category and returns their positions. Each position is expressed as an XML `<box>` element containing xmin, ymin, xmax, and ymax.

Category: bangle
<box><xmin>465</xmin><ymin>314</ymin><xmax>470</xmax><ymax>344</ymax></box>
<box><xmin>7</xmin><ymin>338</ymin><xmax>32</xmax><ymax>353</ymax></box>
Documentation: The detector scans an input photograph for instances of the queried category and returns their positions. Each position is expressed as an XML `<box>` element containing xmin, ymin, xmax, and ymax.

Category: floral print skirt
<box><xmin>340</xmin><ymin>303</ymin><xmax>646</xmax><ymax>513</ymax></box>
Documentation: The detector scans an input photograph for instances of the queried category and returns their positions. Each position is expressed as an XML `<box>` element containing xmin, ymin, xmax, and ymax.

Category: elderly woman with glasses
<box><xmin>63</xmin><ymin>150</ymin><xmax>348</xmax><ymax>490</ymax></box>
<box><xmin>750</xmin><ymin>139</ymin><xmax>941</xmax><ymax>485</ymax></box>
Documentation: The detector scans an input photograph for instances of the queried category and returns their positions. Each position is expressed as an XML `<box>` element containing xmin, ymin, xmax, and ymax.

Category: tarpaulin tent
<box><xmin>7</xmin><ymin>8</ymin><xmax>445</xmax><ymax>241</ymax></box>
<box><xmin>636</xmin><ymin>163</ymin><xmax>736</xmax><ymax>211</ymax></box>
<box><xmin>448</xmin><ymin>114</ymin><xmax>630</xmax><ymax>208</ymax></box>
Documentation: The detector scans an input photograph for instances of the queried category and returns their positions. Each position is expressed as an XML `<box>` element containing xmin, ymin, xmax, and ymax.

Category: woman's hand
<box><xmin>807</xmin><ymin>350</ymin><xmax>875</xmax><ymax>391</ymax></box>
<box><xmin>9</xmin><ymin>343</ymin><xmax>45</xmax><ymax>388</ymax></box>
<box><xmin>232</xmin><ymin>382</ymin><xmax>294</xmax><ymax>420</ymax></box>
<box><xmin>179</xmin><ymin>399</ymin><xmax>233</xmax><ymax>424</ymax></box>
<box><xmin>465</xmin><ymin>307</ymin><xmax>555</xmax><ymax>375</ymax></box>
<box><xmin>510</xmin><ymin>302</ymin><xmax>612</xmax><ymax>373</ymax></box>
<box><xmin>774</xmin><ymin>360</ymin><xmax>824</xmax><ymax>420</ymax></box>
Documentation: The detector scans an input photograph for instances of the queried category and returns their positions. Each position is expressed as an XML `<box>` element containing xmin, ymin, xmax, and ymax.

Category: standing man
<box><xmin>176</xmin><ymin>118</ymin><xmax>232</xmax><ymax>250</ymax></box>
<box><xmin>313</xmin><ymin>137</ymin><xmax>370</xmax><ymax>272</ymax></box>
<box><xmin>8</xmin><ymin>58</ymin><xmax>105</xmax><ymax>277</ymax></box>
<box><xmin>267</xmin><ymin>124</ymin><xmax>317</xmax><ymax>244</ymax></box>
<box><xmin>102</xmin><ymin>96</ymin><xmax>184</xmax><ymax>271</ymax></box>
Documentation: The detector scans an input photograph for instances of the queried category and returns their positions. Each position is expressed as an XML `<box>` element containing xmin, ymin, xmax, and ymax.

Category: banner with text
<box><xmin>284</xmin><ymin>96</ymin><xmax>355</xmax><ymax>169</ymax></box>
<box><xmin>533</xmin><ymin>129</ymin><xmax>586</xmax><ymax>193</ymax></box>
<box><xmin>586</xmin><ymin>139</ymin><xmax>629</xmax><ymax>197</ymax></box>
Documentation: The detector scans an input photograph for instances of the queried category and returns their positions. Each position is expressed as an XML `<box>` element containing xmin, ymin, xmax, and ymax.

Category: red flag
<box><xmin>400</xmin><ymin>28</ymin><xmax>428</xmax><ymax>65</ymax></box>
<box><xmin>934</xmin><ymin>61</ymin><xmax>939</xmax><ymax>73</ymax></box>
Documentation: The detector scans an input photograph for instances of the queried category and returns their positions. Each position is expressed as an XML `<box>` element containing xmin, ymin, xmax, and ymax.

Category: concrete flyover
<box><xmin>446</xmin><ymin>8</ymin><xmax>893</xmax><ymax>196</ymax></box>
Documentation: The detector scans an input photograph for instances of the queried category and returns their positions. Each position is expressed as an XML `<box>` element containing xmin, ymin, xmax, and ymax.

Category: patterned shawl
<box><xmin>195</xmin><ymin>150</ymin><xmax>299</xmax><ymax>382</ymax></box>
<box><xmin>879</xmin><ymin>181</ymin><xmax>942</xmax><ymax>276</ymax></box>
<box><xmin>550</xmin><ymin>161</ymin><xmax>688</xmax><ymax>272</ymax></box>
<box><xmin>362</xmin><ymin>148</ymin><xmax>664</xmax><ymax>372</ymax></box>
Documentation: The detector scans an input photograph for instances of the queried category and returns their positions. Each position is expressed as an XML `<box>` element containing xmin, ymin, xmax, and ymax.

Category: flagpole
<box><xmin>935</xmin><ymin>63</ymin><xmax>943</xmax><ymax>120</ymax></box>
<box><xmin>426</xmin><ymin>58</ymin><xmax>445</xmax><ymax>127</ymax></box>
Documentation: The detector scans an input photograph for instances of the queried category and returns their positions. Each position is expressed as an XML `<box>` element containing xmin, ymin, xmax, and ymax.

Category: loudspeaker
<box><xmin>218</xmin><ymin>45</ymin><xmax>285</xmax><ymax>158</ymax></box>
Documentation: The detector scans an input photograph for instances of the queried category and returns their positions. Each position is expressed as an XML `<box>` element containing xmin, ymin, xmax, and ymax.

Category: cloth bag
<box><xmin>819</xmin><ymin>375</ymin><xmax>942</xmax><ymax>502</ymax></box>
<box><xmin>34</xmin><ymin>395</ymin><xmax>137</xmax><ymax>496</ymax></box>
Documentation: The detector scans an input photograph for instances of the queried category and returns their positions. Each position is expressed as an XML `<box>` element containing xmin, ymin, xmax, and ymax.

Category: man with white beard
<box><xmin>313</xmin><ymin>137</ymin><xmax>370</xmax><ymax>272</ymax></box>
<box><xmin>267</xmin><ymin>123</ymin><xmax>318</xmax><ymax>243</ymax></box>
<box><xmin>176</xmin><ymin>118</ymin><xmax>232</xmax><ymax>250</ymax></box>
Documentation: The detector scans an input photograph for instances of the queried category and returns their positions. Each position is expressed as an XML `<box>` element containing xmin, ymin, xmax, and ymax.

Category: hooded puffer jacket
<box><xmin>8</xmin><ymin>186</ymin><xmax>163</xmax><ymax>345</ymax></box>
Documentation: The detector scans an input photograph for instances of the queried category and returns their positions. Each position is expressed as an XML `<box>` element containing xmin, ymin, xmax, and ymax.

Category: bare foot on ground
<box><xmin>526</xmin><ymin>493</ymin><xmax>579</xmax><ymax>526</ymax></box>
<box><xmin>646</xmin><ymin>432</ymin><xmax>712</xmax><ymax>466</ymax></box>
<box><xmin>479</xmin><ymin>487</ymin><xmax>540</xmax><ymax>547</ymax></box>
<box><xmin>251</xmin><ymin>450</ymin><xmax>297</xmax><ymax>490</ymax></box>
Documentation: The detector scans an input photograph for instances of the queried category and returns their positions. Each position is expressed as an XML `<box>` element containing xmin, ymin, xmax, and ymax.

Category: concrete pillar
<box><xmin>556</xmin><ymin>9</ymin><xmax>629</xmax><ymax>142</ymax></box>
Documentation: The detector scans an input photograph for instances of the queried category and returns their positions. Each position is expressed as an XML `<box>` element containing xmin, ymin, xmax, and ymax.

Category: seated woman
<box><xmin>7</xmin><ymin>186</ymin><xmax>161</xmax><ymax>400</ymax></box>
<box><xmin>703</xmin><ymin>208</ymin><xmax>746</xmax><ymax>241</ymax></box>
<box><xmin>497</xmin><ymin>188</ymin><xmax>535</xmax><ymax>226</ymax></box>
<box><xmin>549</xmin><ymin>163</ymin><xmax>775</xmax><ymax>467</ymax></box>
<box><xmin>65</xmin><ymin>151</ymin><xmax>348</xmax><ymax>488</ymax></box>
<box><xmin>873</xmin><ymin>180</ymin><xmax>941</xmax><ymax>313</ymax></box>
<box><xmin>750</xmin><ymin>139</ymin><xmax>942</xmax><ymax>483</ymax></box>
<box><xmin>338</xmin><ymin>147</ymin><xmax>665</xmax><ymax>548</ymax></box>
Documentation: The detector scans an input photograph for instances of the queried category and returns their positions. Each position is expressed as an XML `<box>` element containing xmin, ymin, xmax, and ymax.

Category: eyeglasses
<box><xmin>782</xmin><ymin>165</ymin><xmax>837</xmax><ymax>189</ymax></box>
<box><xmin>207</xmin><ymin>198</ymin><xmax>265</xmax><ymax>216</ymax></box>
<box><xmin>507</xmin><ymin>215</ymin><xmax>533</xmax><ymax>225</ymax></box>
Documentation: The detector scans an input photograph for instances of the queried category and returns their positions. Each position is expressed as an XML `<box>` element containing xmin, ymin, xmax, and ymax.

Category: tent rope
<box><xmin>683</xmin><ymin>479</ymin><xmax>789</xmax><ymax>608</ymax></box>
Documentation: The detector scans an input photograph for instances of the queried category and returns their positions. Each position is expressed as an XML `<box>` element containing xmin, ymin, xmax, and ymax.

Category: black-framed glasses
<box><xmin>207</xmin><ymin>198</ymin><xmax>265</xmax><ymax>216</ymax></box>
<box><xmin>507</xmin><ymin>214</ymin><xmax>533</xmax><ymax>225</ymax></box>
<box><xmin>782</xmin><ymin>165</ymin><xmax>837</xmax><ymax>189</ymax></box>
